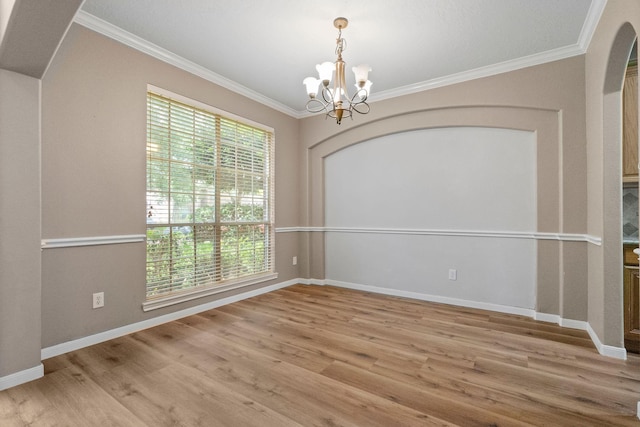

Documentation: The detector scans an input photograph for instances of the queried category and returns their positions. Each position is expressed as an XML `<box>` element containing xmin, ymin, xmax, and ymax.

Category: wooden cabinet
<box><xmin>624</xmin><ymin>265</ymin><xmax>640</xmax><ymax>353</ymax></box>
<box><xmin>623</xmin><ymin>64</ymin><xmax>638</xmax><ymax>183</ymax></box>
<box><xmin>624</xmin><ymin>245</ymin><xmax>640</xmax><ymax>353</ymax></box>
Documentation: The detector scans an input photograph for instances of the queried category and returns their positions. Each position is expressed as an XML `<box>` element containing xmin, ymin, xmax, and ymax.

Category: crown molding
<box><xmin>73</xmin><ymin>10</ymin><xmax>302</xmax><ymax>119</ymax></box>
<box><xmin>75</xmin><ymin>2</ymin><xmax>605</xmax><ymax>119</ymax></box>
<box><xmin>578</xmin><ymin>0</ymin><xmax>608</xmax><ymax>51</ymax></box>
<box><xmin>369</xmin><ymin>44</ymin><xmax>585</xmax><ymax>105</ymax></box>
<box><xmin>367</xmin><ymin>0</ymin><xmax>607</xmax><ymax>106</ymax></box>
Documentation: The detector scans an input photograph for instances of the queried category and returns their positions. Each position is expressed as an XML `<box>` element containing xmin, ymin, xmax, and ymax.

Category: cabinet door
<box><xmin>624</xmin><ymin>266</ymin><xmax>640</xmax><ymax>353</ymax></box>
<box><xmin>623</xmin><ymin>65</ymin><xmax>638</xmax><ymax>180</ymax></box>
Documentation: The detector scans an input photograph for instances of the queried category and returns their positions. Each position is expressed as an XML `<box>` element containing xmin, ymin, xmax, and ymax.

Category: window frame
<box><xmin>143</xmin><ymin>85</ymin><xmax>276</xmax><ymax>311</ymax></box>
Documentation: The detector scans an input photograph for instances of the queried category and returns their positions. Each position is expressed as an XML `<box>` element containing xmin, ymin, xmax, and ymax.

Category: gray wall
<box><xmin>2</xmin><ymin>0</ymin><xmax>639</xmax><ymax>386</ymax></box>
<box><xmin>0</xmin><ymin>69</ymin><xmax>42</xmax><ymax>378</ymax></box>
<box><xmin>300</xmin><ymin>54</ymin><xmax>588</xmax><ymax>323</ymax></box>
<box><xmin>40</xmin><ymin>24</ymin><xmax>300</xmax><ymax>347</ymax></box>
<box><xmin>324</xmin><ymin>127</ymin><xmax>537</xmax><ymax>310</ymax></box>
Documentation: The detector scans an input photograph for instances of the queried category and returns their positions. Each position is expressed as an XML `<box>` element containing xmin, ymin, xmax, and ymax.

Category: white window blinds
<box><xmin>146</xmin><ymin>90</ymin><xmax>274</xmax><ymax>303</ymax></box>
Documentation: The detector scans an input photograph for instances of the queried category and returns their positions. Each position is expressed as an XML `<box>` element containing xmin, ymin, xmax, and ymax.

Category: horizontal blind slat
<box><xmin>146</xmin><ymin>90</ymin><xmax>274</xmax><ymax>301</ymax></box>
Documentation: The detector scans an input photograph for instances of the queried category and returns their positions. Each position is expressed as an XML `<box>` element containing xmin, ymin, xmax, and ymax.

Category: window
<box><xmin>145</xmin><ymin>87</ymin><xmax>275</xmax><ymax>309</ymax></box>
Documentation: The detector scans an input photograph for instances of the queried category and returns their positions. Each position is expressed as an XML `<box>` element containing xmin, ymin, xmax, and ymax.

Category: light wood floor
<box><xmin>2</xmin><ymin>284</ymin><xmax>640</xmax><ymax>426</ymax></box>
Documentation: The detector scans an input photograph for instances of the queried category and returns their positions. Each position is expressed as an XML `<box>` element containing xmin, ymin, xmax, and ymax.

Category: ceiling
<box><xmin>77</xmin><ymin>0</ymin><xmax>604</xmax><ymax>117</ymax></box>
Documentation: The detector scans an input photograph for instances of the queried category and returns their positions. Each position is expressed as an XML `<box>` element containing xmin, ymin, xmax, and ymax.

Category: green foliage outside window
<box><xmin>146</xmin><ymin>92</ymin><xmax>273</xmax><ymax>299</ymax></box>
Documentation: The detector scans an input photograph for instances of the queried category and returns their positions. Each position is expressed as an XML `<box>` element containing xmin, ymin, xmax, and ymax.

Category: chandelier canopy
<box><xmin>303</xmin><ymin>17</ymin><xmax>372</xmax><ymax>125</ymax></box>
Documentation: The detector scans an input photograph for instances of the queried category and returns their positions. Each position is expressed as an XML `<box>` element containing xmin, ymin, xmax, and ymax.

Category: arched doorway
<box><xmin>622</xmin><ymin>40</ymin><xmax>639</xmax><ymax>353</ymax></box>
<box><xmin>603</xmin><ymin>23</ymin><xmax>637</xmax><ymax>354</ymax></box>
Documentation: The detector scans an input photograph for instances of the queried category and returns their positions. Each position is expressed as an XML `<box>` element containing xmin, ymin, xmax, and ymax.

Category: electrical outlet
<box><xmin>93</xmin><ymin>292</ymin><xmax>104</xmax><ymax>309</ymax></box>
<box><xmin>448</xmin><ymin>269</ymin><xmax>457</xmax><ymax>281</ymax></box>
<box><xmin>292</xmin><ymin>256</ymin><xmax>298</xmax><ymax>266</ymax></box>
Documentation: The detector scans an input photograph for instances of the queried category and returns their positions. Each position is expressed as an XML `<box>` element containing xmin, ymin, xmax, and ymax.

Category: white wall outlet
<box><xmin>93</xmin><ymin>292</ymin><xmax>104</xmax><ymax>309</ymax></box>
<box><xmin>292</xmin><ymin>256</ymin><xmax>297</xmax><ymax>266</ymax></box>
<box><xmin>448</xmin><ymin>269</ymin><xmax>457</xmax><ymax>281</ymax></box>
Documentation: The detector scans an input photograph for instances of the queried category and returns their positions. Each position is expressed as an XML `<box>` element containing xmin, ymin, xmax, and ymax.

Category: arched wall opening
<box><xmin>601</xmin><ymin>22</ymin><xmax>637</xmax><ymax>350</ymax></box>
<box><xmin>304</xmin><ymin>105</ymin><xmax>577</xmax><ymax>319</ymax></box>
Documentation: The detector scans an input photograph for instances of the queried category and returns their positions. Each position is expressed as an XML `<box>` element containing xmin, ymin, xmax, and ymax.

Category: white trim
<box><xmin>38</xmin><ymin>276</ymin><xmax>629</xmax><ymax>366</ymax></box>
<box><xmin>586</xmin><ymin>322</ymin><xmax>628</xmax><ymax>360</ymax></box>
<box><xmin>75</xmin><ymin>4</ymin><xmax>605</xmax><ymax>119</ymax></box>
<box><xmin>275</xmin><ymin>226</ymin><xmax>602</xmax><ymax>245</ymax></box>
<box><xmin>319</xmin><ymin>279</ymin><xmax>628</xmax><ymax>360</ymax></box>
<box><xmin>0</xmin><ymin>364</ymin><xmax>44</xmax><ymax>391</ymax></box>
<box><xmin>43</xmin><ymin>229</ymin><xmax>602</xmax><ymax>247</ymax></box>
<box><xmin>41</xmin><ymin>234</ymin><xmax>146</xmax><ymax>249</ymax></box>
<box><xmin>324</xmin><ymin>279</ymin><xmax>536</xmax><ymax>317</ymax></box>
<box><xmin>577</xmin><ymin>0</ymin><xmax>607</xmax><ymax>52</ymax></box>
<box><xmin>73</xmin><ymin>11</ymin><xmax>300</xmax><ymax>119</ymax></box>
<box><xmin>534</xmin><ymin>312</ymin><xmax>561</xmax><ymax>324</ymax></box>
<box><xmin>559</xmin><ymin>318</ymin><xmax>589</xmax><ymax>331</ymax></box>
<box><xmin>142</xmin><ymin>273</ymin><xmax>279</xmax><ymax>311</ymax></box>
<box><xmin>368</xmin><ymin>45</ymin><xmax>586</xmax><ymax>106</ymax></box>
<box><xmin>42</xmin><ymin>278</ymin><xmax>298</xmax><ymax>360</ymax></box>
<box><xmin>275</xmin><ymin>226</ymin><xmax>324</xmax><ymax>233</ymax></box>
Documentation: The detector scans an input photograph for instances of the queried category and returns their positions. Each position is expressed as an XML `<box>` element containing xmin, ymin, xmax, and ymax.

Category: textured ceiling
<box><xmin>78</xmin><ymin>0</ymin><xmax>603</xmax><ymax>116</ymax></box>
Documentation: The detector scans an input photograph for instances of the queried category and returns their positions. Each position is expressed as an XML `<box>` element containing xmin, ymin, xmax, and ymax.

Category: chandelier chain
<box><xmin>303</xmin><ymin>17</ymin><xmax>372</xmax><ymax>125</ymax></box>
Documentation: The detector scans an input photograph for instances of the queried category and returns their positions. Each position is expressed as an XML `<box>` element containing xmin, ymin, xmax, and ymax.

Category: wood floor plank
<box><xmin>208</xmin><ymin>343</ymin><xmax>452</xmax><ymax>426</ymax></box>
<box><xmin>322</xmin><ymin>360</ymin><xmax>533</xmax><ymax>426</ymax></box>
<box><xmin>1</xmin><ymin>284</ymin><xmax>639</xmax><ymax>426</ymax></box>
<box><xmin>371</xmin><ymin>355</ymin><xmax>609</xmax><ymax>427</ymax></box>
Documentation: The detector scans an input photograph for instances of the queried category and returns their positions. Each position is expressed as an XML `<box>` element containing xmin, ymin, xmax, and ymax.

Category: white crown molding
<box><xmin>0</xmin><ymin>364</ymin><xmax>43</xmax><ymax>391</ymax></box>
<box><xmin>364</xmin><ymin>0</ymin><xmax>607</xmax><ymax>106</ymax></box>
<box><xmin>578</xmin><ymin>0</ymin><xmax>608</xmax><ymax>51</ymax></box>
<box><xmin>75</xmin><ymin>4</ymin><xmax>605</xmax><ymax>119</ymax></box>
<box><xmin>73</xmin><ymin>11</ymin><xmax>302</xmax><ymax>119</ymax></box>
<box><xmin>276</xmin><ymin>226</ymin><xmax>602</xmax><ymax>246</ymax></box>
<box><xmin>369</xmin><ymin>44</ymin><xmax>585</xmax><ymax>105</ymax></box>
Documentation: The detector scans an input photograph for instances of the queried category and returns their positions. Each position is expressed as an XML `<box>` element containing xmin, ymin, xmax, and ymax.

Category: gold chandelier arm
<box><xmin>304</xmin><ymin>17</ymin><xmax>371</xmax><ymax>125</ymax></box>
<box><xmin>305</xmin><ymin>98</ymin><xmax>330</xmax><ymax>114</ymax></box>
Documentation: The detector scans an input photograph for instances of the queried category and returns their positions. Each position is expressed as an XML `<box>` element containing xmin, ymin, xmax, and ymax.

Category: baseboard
<box><xmin>586</xmin><ymin>322</ymin><xmax>627</xmax><ymax>360</ymax></box>
<box><xmin>41</xmin><ymin>278</ymin><xmax>299</xmax><ymax>360</ymax></box>
<box><xmin>0</xmin><ymin>364</ymin><xmax>44</xmax><ymax>391</ymax></box>
<box><xmin>39</xmin><ymin>277</ymin><xmax>629</xmax><ymax>366</ymax></box>
<box><xmin>319</xmin><ymin>279</ymin><xmax>628</xmax><ymax>360</ymax></box>
<box><xmin>323</xmin><ymin>279</ymin><xmax>536</xmax><ymax>317</ymax></box>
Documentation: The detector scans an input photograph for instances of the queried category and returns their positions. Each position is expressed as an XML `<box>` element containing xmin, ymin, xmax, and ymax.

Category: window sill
<box><xmin>142</xmin><ymin>272</ymin><xmax>278</xmax><ymax>312</ymax></box>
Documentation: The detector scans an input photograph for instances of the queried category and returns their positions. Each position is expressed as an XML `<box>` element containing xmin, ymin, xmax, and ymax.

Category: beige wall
<box><xmin>40</xmin><ymin>24</ymin><xmax>300</xmax><ymax>347</ymax></box>
<box><xmin>586</xmin><ymin>0</ymin><xmax>640</xmax><ymax>347</ymax></box>
<box><xmin>2</xmin><ymin>0</ymin><xmax>638</xmax><ymax>386</ymax></box>
<box><xmin>300</xmin><ymin>54</ymin><xmax>588</xmax><ymax>321</ymax></box>
<box><xmin>0</xmin><ymin>69</ymin><xmax>41</xmax><ymax>377</ymax></box>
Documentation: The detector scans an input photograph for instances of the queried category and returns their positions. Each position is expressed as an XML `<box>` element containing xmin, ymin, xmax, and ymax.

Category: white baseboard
<box><xmin>39</xmin><ymin>276</ymin><xmax>628</xmax><ymax>368</ymax></box>
<box><xmin>41</xmin><ymin>279</ymin><xmax>298</xmax><ymax>360</ymax></box>
<box><xmin>586</xmin><ymin>322</ymin><xmax>627</xmax><ymax>360</ymax></box>
<box><xmin>534</xmin><ymin>312</ymin><xmax>561</xmax><ymax>324</ymax></box>
<box><xmin>0</xmin><ymin>364</ymin><xmax>43</xmax><ymax>391</ymax></box>
<box><xmin>324</xmin><ymin>279</ymin><xmax>536</xmax><ymax>317</ymax></box>
<box><xmin>320</xmin><ymin>279</ymin><xmax>627</xmax><ymax>360</ymax></box>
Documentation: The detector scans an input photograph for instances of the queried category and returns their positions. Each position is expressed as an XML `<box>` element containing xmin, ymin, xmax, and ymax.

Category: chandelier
<box><xmin>303</xmin><ymin>17</ymin><xmax>372</xmax><ymax>125</ymax></box>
